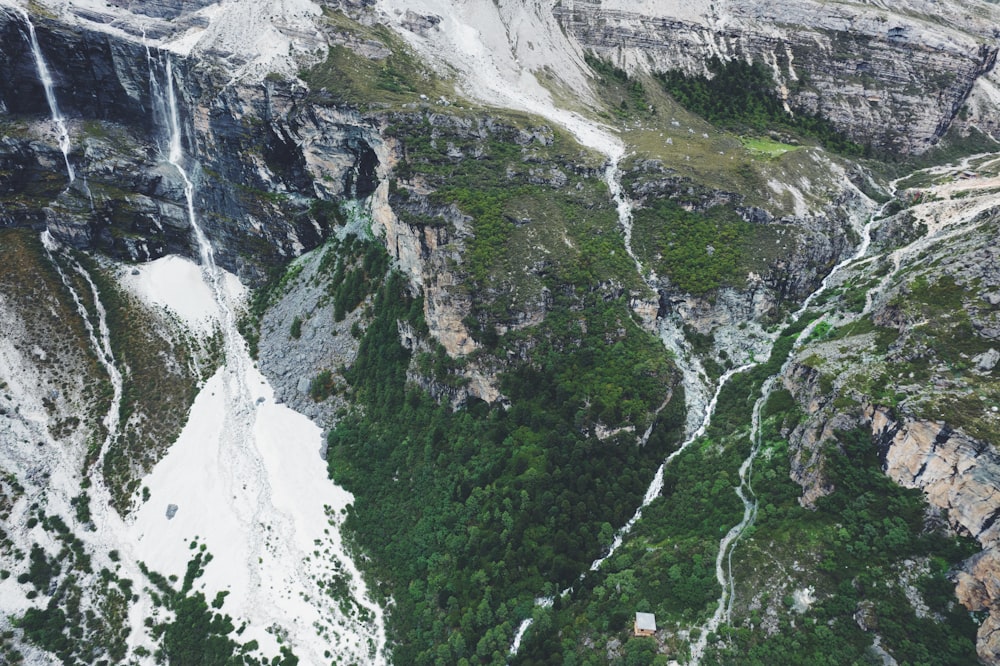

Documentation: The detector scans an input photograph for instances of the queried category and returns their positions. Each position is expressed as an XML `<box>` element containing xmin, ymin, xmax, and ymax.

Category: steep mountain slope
<box><xmin>1</xmin><ymin>0</ymin><xmax>999</xmax><ymax>664</ymax></box>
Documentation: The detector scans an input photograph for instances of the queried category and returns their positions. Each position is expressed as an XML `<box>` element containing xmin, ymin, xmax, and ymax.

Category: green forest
<box><xmin>6</xmin><ymin>6</ymin><xmax>994</xmax><ymax>665</ymax></box>
<box><xmin>656</xmin><ymin>57</ymin><xmax>863</xmax><ymax>155</ymax></box>
<box><xmin>327</xmin><ymin>261</ymin><xmax>685</xmax><ymax>663</ymax></box>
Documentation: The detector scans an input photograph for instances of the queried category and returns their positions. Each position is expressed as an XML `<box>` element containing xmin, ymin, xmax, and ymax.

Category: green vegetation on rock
<box><xmin>656</xmin><ymin>57</ymin><xmax>863</xmax><ymax>155</ymax></box>
<box><xmin>632</xmin><ymin>199</ymin><xmax>751</xmax><ymax>294</ymax></box>
<box><xmin>325</xmin><ymin>227</ymin><xmax>682</xmax><ymax>664</ymax></box>
<box><xmin>518</xmin><ymin>316</ymin><xmax>978</xmax><ymax>664</ymax></box>
<box><xmin>300</xmin><ymin>11</ymin><xmax>451</xmax><ymax>108</ymax></box>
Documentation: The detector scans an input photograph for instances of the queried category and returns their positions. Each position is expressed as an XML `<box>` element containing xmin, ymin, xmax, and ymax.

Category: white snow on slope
<box><xmin>0</xmin><ymin>245</ymin><xmax>386</xmax><ymax>663</ymax></box>
<box><xmin>7</xmin><ymin>0</ymin><xmax>326</xmax><ymax>83</ymax></box>
<box><xmin>122</xmin><ymin>248</ymin><xmax>385</xmax><ymax>663</ymax></box>
<box><xmin>377</xmin><ymin>0</ymin><xmax>623</xmax><ymax>160</ymax></box>
<box><xmin>106</xmin><ymin>249</ymin><xmax>386</xmax><ymax>662</ymax></box>
<box><xmin>120</xmin><ymin>255</ymin><xmax>242</xmax><ymax>334</ymax></box>
<box><xmin>180</xmin><ymin>0</ymin><xmax>324</xmax><ymax>81</ymax></box>
<box><xmin>128</xmin><ymin>362</ymin><xmax>383</xmax><ymax>662</ymax></box>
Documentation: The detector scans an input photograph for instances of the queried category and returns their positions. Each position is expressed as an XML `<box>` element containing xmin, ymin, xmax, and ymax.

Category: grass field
<box><xmin>741</xmin><ymin>136</ymin><xmax>801</xmax><ymax>158</ymax></box>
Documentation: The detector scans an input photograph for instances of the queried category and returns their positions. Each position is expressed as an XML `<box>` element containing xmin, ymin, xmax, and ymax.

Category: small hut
<box><xmin>634</xmin><ymin>612</ymin><xmax>656</xmax><ymax>637</ymax></box>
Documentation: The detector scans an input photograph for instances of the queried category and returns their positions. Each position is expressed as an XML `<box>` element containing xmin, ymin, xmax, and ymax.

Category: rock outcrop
<box><xmin>867</xmin><ymin>406</ymin><xmax>1000</xmax><ymax>663</ymax></box>
<box><xmin>956</xmin><ymin>548</ymin><xmax>1000</xmax><ymax>663</ymax></box>
<box><xmin>869</xmin><ymin>407</ymin><xmax>1000</xmax><ymax>546</ymax></box>
<box><xmin>0</xmin><ymin>8</ymin><xmax>373</xmax><ymax>283</ymax></box>
<box><xmin>781</xmin><ymin>191</ymin><xmax>1000</xmax><ymax>661</ymax></box>
<box><xmin>554</xmin><ymin>0</ymin><xmax>1000</xmax><ymax>153</ymax></box>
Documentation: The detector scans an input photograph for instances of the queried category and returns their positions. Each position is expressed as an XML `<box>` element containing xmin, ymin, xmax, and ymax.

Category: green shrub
<box><xmin>309</xmin><ymin>370</ymin><xmax>336</xmax><ymax>402</ymax></box>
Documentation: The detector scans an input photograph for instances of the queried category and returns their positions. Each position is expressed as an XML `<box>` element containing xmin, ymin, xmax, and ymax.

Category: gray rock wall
<box><xmin>554</xmin><ymin>0</ymin><xmax>999</xmax><ymax>153</ymax></box>
<box><xmin>0</xmin><ymin>9</ymin><xmax>379</xmax><ymax>284</ymax></box>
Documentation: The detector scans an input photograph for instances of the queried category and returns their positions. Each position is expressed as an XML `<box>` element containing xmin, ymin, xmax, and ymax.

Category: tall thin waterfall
<box><xmin>19</xmin><ymin>9</ymin><xmax>74</xmax><ymax>182</ymax></box>
<box><xmin>137</xmin><ymin>51</ymin><xmax>388</xmax><ymax>664</ymax></box>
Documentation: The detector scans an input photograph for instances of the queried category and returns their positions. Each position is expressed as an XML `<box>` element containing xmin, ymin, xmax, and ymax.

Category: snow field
<box><xmin>123</xmin><ymin>253</ymin><xmax>387</xmax><ymax>664</ymax></box>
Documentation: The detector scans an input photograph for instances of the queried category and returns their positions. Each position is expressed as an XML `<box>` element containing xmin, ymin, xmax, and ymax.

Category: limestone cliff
<box><xmin>554</xmin><ymin>0</ymin><xmax>1000</xmax><ymax>153</ymax></box>
<box><xmin>862</xmin><ymin>408</ymin><xmax>1000</xmax><ymax>663</ymax></box>
<box><xmin>4</xmin><ymin>0</ymin><xmax>1000</xmax><ymax>663</ymax></box>
<box><xmin>781</xmin><ymin>165</ymin><xmax>1000</xmax><ymax>661</ymax></box>
<box><xmin>0</xmin><ymin>7</ymin><xmax>370</xmax><ymax>283</ymax></box>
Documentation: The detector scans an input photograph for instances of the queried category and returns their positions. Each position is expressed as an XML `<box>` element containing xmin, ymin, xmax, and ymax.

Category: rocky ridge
<box><xmin>0</xmin><ymin>7</ymin><xmax>370</xmax><ymax>283</ymax></box>
<box><xmin>781</xmin><ymin>158</ymin><xmax>1000</xmax><ymax>661</ymax></box>
<box><xmin>554</xmin><ymin>0</ymin><xmax>1000</xmax><ymax>153</ymax></box>
<box><xmin>3</xmin><ymin>1</ymin><xmax>1000</xmax><ymax>663</ymax></box>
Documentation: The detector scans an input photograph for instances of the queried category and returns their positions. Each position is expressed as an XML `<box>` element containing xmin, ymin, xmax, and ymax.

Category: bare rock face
<box><xmin>370</xmin><ymin>147</ymin><xmax>480</xmax><ymax>359</ymax></box>
<box><xmin>0</xmin><ymin>7</ymin><xmax>378</xmax><ymax>284</ymax></box>
<box><xmin>867</xmin><ymin>406</ymin><xmax>1000</xmax><ymax>663</ymax></box>
<box><xmin>554</xmin><ymin>0</ymin><xmax>1000</xmax><ymax>153</ymax></box>
<box><xmin>788</xmin><ymin>411</ymin><xmax>859</xmax><ymax>507</ymax></box>
<box><xmin>955</xmin><ymin>548</ymin><xmax>1000</xmax><ymax>663</ymax></box>
<box><xmin>369</xmin><ymin>132</ymin><xmax>501</xmax><ymax>401</ymax></box>
<box><xmin>868</xmin><ymin>406</ymin><xmax>1000</xmax><ymax>546</ymax></box>
<box><xmin>107</xmin><ymin>0</ymin><xmax>216</xmax><ymax>21</ymax></box>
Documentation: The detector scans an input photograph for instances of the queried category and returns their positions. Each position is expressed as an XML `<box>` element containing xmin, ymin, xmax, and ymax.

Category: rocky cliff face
<box><xmin>5</xmin><ymin>1</ymin><xmax>1000</xmax><ymax>663</ymax></box>
<box><xmin>867</xmin><ymin>408</ymin><xmax>1000</xmax><ymax>663</ymax></box>
<box><xmin>869</xmin><ymin>408</ymin><xmax>1000</xmax><ymax>548</ymax></box>
<box><xmin>780</xmin><ymin>163</ymin><xmax>1000</xmax><ymax>660</ymax></box>
<box><xmin>554</xmin><ymin>0</ymin><xmax>1000</xmax><ymax>153</ymax></box>
<box><xmin>0</xmin><ymin>7</ymin><xmax>372</xmax><ymax>284</ymax></box>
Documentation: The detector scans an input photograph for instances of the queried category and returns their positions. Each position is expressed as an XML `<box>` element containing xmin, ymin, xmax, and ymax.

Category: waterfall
<box><xmin>605</xmin><ymin>156</ymin><xmax>647</xmax><ymax>280</ymax></box>
<box><xmin>138</xmin><ymin>51</ymin><xmax>388</xmax><ymax>664</ymax></box>
<box><xmin>589</xmin><ymin>360</ymin><xmax>756</xmax><ymax>572</ymax></box>
<box><xmin>163</xmin><ymin>58</ymin><xmax>225</xmax><ymax>301</ymax></box>
<box><xmin>18</xmin><ymin>9</ymin><xmax>74</xmax><ymax>183</ymax></box>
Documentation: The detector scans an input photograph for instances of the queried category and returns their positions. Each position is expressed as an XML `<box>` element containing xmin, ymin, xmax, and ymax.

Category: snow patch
<box><xmin>127</xmin><ymin>322</ymin><xmax>386</xmax><ymax>664</ymax></box>
<box><xmin>12</xmin><ymin>0</ymin><xmax>326</xmax><ymax>83</ymax></box>
<box><xmin>119</xmin><ymin>255</ymin><xmax>242</xmax><ymax>334</ymax></box>
<box><xmin>377</xmin><ymin>0</ymin><xmax>622</xmax><ymax>160</ymax></box>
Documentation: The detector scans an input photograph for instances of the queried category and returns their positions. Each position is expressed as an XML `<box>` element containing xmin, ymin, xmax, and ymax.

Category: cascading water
<box><xmin>136</xmin><ymin>51</ymin><xmax>388</xmax><ymax>663</ymax></box>
<box><xmin>162</xmin><ymin>58</ymin><xmax>227</xmax><ymax>307</ymax></box>
<box><xmin>688</xmin><ymin>193</ymin><xmax>891</xmax><ymax>664</ymax></box>
<box><xmin>20</xmin><ymin>9</ymin><xmax>122</xmax><ymax>478</ymax></box>
<box><xmin>509</xmin><ymin>597</ymin><xmax>554</xmax><ymax>656</ymax></box>
<box><xmin>40</xmin><ymin>232</ymin><xmax>123</xmax><ymax>473</ymax></box>
<box><xmin>589</xmin><ymin>360</ymin><xmax>756</xmax><ymax>572</ymax></box>
<box><xmin>18</xmin><ymin>9</ymin><xmax>74</xmax><ymax>183</ymax></box>
<box><xmin>605</xmin><ymin>155</ymin><xmax>647</xmax><ymax>280</ymax></box>
<box><xmin>588</xmin><ymin>151</ymin><xmax>748</xmax><ymax>572</ymax></box>
<box><xmin>509</xmin><ymin>150</ymin><xmax>734</xmax><ymax>657</ymax></box>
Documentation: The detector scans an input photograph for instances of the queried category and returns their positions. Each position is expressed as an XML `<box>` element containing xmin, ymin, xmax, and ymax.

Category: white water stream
<box><xmin>23</xmin><ymin>7</ymin><xmax>122</xmax><ymax>492</ymax></box>
<box><xmin>382</xmin><ymin>3</ymin><xmax>746</xmax><ymax>654</ymax></box>
<box><xmin>510</xmin><ymin>148</ymin><xmax>708</xmax><ymax>655</ymax></box>
<box><xmin>39</xmin><ymin>233</ymin><xmax>124</xmax><ymax>472</ymax></box>
<box><xmin>605</xmin><ymin>155</ymin><xmax>649</xmax><ymax>280</ymax></box>
<box><xmin>18</xmin><ymin>8</ymin><xmax>74</xmax><ymax>183</ymax></box>
<box><xmin>27</xmin><ymin>7</ymin><xmax>128</xmax><ymax>553</ymax></box>
<box><xmin>688</xmin><ymin>189</ymin><xmax>894</xmax><ymax>663</ymax></box>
